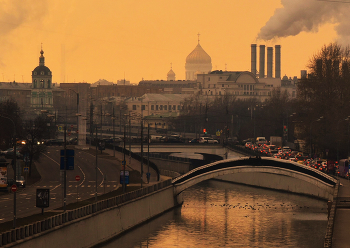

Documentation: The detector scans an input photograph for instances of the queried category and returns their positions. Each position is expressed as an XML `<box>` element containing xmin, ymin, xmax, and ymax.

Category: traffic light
<box><xmin>203</xmin><ymin>128</ymin><xmax>207</xmax><ymax>134</ymax></box>
<box><xmin>283</xmin><ymin>125</ymin><xmax>287</xmax><ymax>132</ymax></box>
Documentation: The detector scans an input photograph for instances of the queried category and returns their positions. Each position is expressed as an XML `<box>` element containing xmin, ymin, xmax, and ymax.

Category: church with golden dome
<box><xmin>185</xmin><ymin>35</ymin><xmax>212</xmax><ymax>80</ymax></box>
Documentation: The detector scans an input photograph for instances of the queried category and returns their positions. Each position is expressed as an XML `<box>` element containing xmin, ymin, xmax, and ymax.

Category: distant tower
<box><xmin>185</xmin><ymin>33</ymin><xmax>212</xmax><ymax>80</ymax></box>
<box><xmin>31</xmin><ymin>46</ymin><xmax>53</xmax><ymax>110</ymax></box>
<box><xmin>167</xmin><ymin>63</ymin><xmax>176</xmax><ymax>81</ymax></box>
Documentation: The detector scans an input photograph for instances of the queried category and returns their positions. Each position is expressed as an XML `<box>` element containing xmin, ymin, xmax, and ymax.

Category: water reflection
<box><xmin>99</xmin><ymin>180</ymin><xmax>327</xmax><ymax>248</ymax></box>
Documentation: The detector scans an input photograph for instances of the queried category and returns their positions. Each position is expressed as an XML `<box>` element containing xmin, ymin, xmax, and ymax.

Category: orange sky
<box><xmin>0</xmin><ymin>0</ymin><xmax>343</xmax><ymax>84</ymax></box>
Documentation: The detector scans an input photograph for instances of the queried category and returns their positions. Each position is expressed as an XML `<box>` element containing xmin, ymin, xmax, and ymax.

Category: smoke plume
<box><xmin>257</xmin><ymin>0</ymin><xmax>350</xmax><ymax>45</ymax></box>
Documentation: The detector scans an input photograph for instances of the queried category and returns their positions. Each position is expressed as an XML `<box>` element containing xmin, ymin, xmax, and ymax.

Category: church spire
<box><xmin>39</xmin><ymin>44</ymin><xmax>45</xmax><ymax>66</ymax></box>
<box><xmin>197</xmin><ymin>32</ymin><xmax>200</xmax><ymax>44</ymax></box>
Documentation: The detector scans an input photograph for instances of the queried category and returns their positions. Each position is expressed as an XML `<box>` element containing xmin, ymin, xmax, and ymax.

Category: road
<box><xmin>0</xmin><ymin>145</ymin><xmax>158</xmax><ymax>224</ymax></box>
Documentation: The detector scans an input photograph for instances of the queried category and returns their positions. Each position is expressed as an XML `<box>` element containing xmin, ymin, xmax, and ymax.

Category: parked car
<box><xmin>199</xmin><ymin>137</ymin><xmax>219</xmax><ymax>144</ymax></box>
<box><xmin>4</xmin><ymin>148</ymin><xmax>22</xmax><ymax>159</ymax></box>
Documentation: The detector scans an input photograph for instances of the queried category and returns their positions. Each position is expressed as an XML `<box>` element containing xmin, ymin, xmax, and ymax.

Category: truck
<box><xmin>270</xmin><ymin>136</ymin><xmax>282</xmax><ymax>148</ymax></box>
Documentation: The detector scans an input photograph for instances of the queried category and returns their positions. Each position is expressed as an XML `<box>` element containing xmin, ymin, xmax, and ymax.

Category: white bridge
<box><xmin>172</xmin><ymin>157</ymin><xmax>338</xmax><ymax>201</ymax></box>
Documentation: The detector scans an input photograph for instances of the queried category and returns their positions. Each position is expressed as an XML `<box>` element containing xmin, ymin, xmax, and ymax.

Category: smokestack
<box><xmin>251</xmin><ymin>44</ymin><xmax>257</xmax><ymax>76</ymax></box>
<box><xmin>267</xmin><ymin>47</ymin><xmax>273</xmax><ymax>78</ymax></box>
<box><xmin>275</xmin><ymin>45</ymin><xmax>281</xmax><ymax>79</ymax></box>
<box><xmin>259</xmin><ymin>45</ymin><xmax>265</xmax><ymax>78</ymax></box>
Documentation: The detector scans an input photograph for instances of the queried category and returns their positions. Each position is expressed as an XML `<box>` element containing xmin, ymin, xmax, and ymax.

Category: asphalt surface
<box><xmin>0</xmin><ymin>145</ymin><xmax>159</xmax><ymax>224</ymax></box>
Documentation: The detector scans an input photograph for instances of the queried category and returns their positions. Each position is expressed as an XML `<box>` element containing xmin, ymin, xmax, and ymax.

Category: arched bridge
<box><xmin>172</xmin><ymin>157</ymin><xmax>338</xmax><ymax>201</ymax></box>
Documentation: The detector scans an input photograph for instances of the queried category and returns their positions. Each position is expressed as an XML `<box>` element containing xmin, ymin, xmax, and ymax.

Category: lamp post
<box><xmin>69</xmin><ymin>89</ymin><xmax>79</xmax><ymax>145</ymax></box>
<box><xmin>112</xmin><ymin>106</ymin><xmax>116</xmax><ymax>157</ymax></box>
<box><xmin>0</xmin><ymin>115</ymin><xmax>16</xmax><ymax>228</ymax></box>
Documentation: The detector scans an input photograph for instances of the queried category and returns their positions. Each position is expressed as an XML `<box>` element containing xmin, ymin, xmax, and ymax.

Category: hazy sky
<box><xmin>0</xmin><ymin>0</ymin><xmax>347</xmax><ymax>84</ymax></box>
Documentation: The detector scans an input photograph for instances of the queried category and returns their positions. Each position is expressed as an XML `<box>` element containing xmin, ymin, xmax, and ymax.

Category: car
<box><xmin>7</xmin><ymin>176</ymin><xmax>25</xmax><ymax>188</ymax></box>
<box><xmin>199</xmin><ymin>137</ymin><xmax>219</xmax><ymax>144</ymax></box>
<box><xmin>4</xmin><ymin>148</ymin><xmax>22</xmax><ymax>159</ymax></box>
<box><xmin>245</xmin><ymin>142</ymin><xmax>253</xmax><ymax>149</ymax></box>
<box><xmin>189</xmin><ymin>138</ymin><xmax>199</xmax><ymax>143</ymax></box>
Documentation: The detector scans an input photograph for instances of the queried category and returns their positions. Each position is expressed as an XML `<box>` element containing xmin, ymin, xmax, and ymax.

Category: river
<box><xmin>99</xmin><ymin>179</ymin><xmax>328</xmax><ymax>248</ymax></box>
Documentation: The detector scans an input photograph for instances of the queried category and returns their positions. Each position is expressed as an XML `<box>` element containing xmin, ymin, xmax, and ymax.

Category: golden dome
<box><xmin>186</xmin><ymin>43</ymin><xmax>211</xmax><ymax>64</ymax></box>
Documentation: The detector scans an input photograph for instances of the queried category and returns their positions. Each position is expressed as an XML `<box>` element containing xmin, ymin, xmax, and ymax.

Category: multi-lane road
<box><xmin>0</xmin><ymin>146</ymin><xmax>150</xmax><ymax>224</ymax></box>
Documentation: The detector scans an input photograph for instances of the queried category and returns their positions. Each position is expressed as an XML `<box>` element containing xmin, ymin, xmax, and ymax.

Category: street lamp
<box><xmin>68</xmin><ymin>89</ymin><xmax>80</xmax><ymax>145</ymax></box>
<box><xmin>0</xmin><ymin>115</ymin><xmax>16</xmax><ymax>228</ymax></box>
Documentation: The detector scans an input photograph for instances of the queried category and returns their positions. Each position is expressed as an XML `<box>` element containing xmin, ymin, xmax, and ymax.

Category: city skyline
<box><xmin>0</xmin><ymin>0</ymin><xmax>347</xmax><ymax>84</ymax></box>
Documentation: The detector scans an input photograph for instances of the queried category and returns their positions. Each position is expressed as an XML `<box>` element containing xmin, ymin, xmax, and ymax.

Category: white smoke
<box><xmin>258</xmin><ymin>0</ymin><xmax>350</xmax><ymax>45</ymax></box>
<box><xmin>0</xmin><ymin>0</ymin><xmax>48</xmax><ymax>35</ymax></box>
<box><xmin>0</xmin><ymin>0</ymin><xmax>48</xmax><ymax>68</ymax></box>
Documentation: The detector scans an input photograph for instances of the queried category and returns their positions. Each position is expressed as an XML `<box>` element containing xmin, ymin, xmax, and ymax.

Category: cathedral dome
<box><xmin>167</xmin><ymin>69</ymin><xmax>175</xmax><ymax>77</ymax></box>
<box><xmin>186</xmin><ymin>43</ymin><xmax>211</xmax><ymax>64</ymax></box>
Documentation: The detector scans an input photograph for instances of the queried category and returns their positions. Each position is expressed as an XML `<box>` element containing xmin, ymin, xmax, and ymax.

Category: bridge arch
<box><xmin>172</xmin><ymin>157</ymin><xmax>338</xmax><ymax>201</ymax></box>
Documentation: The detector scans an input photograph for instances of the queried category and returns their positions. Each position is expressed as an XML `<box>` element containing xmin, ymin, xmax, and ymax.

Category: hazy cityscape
<box><xmin>0</xmin><ymin>1</ymin><xmax>349</xmax><ymax>247</ymax></box>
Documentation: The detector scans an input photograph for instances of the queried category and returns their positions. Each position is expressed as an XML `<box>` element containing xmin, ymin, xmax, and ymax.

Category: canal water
<box><xmin>99</xmin><ymin>180</ymin><xmax>328</xmax><ymax>248</ymax></box>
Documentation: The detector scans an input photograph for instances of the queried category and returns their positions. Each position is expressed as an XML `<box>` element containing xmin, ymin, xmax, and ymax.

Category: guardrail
<box><xmin>0</xmin><ymin>179</ymin><xmax>172</xmax><ymax>247</ymax></box>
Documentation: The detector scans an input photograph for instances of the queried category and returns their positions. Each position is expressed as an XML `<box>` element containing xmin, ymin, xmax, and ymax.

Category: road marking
<box><xmin>109</xmin><ymin>181</ymin><xmax>117</xmax><ymax>182</ymax></box>
<box><xmin>87</xmin><ymin>185</ymin><xmax>91</xmax><ymax>187</ymax></box>
<box><xmin>107</xmin><ymin>185</ymin><xmax>110</xmax><ymax>187</ymax></box>
<box><xmin>88</xmin><ymin>181</ymin><xmax>96</xmax><ymax>183</ymax></box>
<box><xmin>0</xmin><ymin>219</ymin><xmax>3</xmax><ymax>221</ymax></box>
<box><xmin>81</xmin><ymin>185</ymin><xmax>85</xmax><ymax>188</ymax></box>
<box><xmin>78</xmin><ymin>165</ymin><xmax>86</xmax><ymax>186</ymax></box>
<box><xmin>20</xmin><ymin>194</ymin><xmax>27</xmax><ymax>196</ymax></box>
<box><xmin>98</xmin><ymin>167</ymin><xmax>104</xmax><ymax>187</ymax></box>
<box><xmin>69</xmin><ymin>185</ymin><xmax>72</xmax><ymax>187</ymax></box>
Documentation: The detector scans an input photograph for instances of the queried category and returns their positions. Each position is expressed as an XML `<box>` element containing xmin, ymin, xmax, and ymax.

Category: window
<box><xmin>151</xmin><ymin>105</ymin><xmax>154</xmax><ymax>110</ymax></box>
<box><xmin>222</xmin><ymin>84</ymin><xmax>224</xmax><ymax>87</ymax></box>
<box><xmin>208</xmin><ymin>77</ymin><xmax>210</xmax><ymax>81</ymax></box>
<box><xmin>168</xmin><ymin>105</ymin><xmax>171</xmax><ymax>110</ymax></box>
<box><xmin>156</xmin><ymin>105</ymin><xmax>158</xmax><ymax>110</ymax></box>
<box><xmin>214</xmin><ymin>84</ymin><xmax>216</xmax><ymax>88</ymax></box>
<box><xmin>160</xmin><ymin>105</ymin><xmax>163</xmax><ymax>110</ymax></box>
<box><xmin>132</xmin><ymin>105</ymin><xmax>136</xmax><ymax>110</ymax></box>
<box><xmin>40</xmin><ymin>71</ymin><xmax>44</xmax><ymax>75</ymax></box>
<box><xmin>208</xmin><ymin>84</ymin><xmax>210</xmax><ymax>88</ymax></box>
<box><xmin>141</xmin><ymin>105</ymin><xmax>145</xmax><ymax>110</ymax></box>
<box><xmin>173</xmin><ymin>105</ymin><xmax>176</xmax><ymax>110</ymax></box>
<box><xmin>34</xmin><ymin>72</ymin><xmax>37</xmax><ymax>75</ymax></box>
<box><xmin>177</xmin><ymin>105</ymin><xmax>180</xmax><ymax>110</ymax></box>
<box><xmin>219</xmin><ymin>91</ymin><xmax>221</xmax><ymax>95</ymax></box>
<box><xmin>164</xmin><ymin>105</ymin><xmax>167</xmax><ymax>110</ymax></box>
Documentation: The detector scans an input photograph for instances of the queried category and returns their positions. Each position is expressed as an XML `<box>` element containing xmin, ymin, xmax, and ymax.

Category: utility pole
<box><xmin>112</xmin><ymin>106</ymin><xmax>115</xmax><ymax>157</ymax></box>
<box><xmin>95</xmin><ymin>126</ymin><xmax>98</xmax><ymax>201</ymax></box>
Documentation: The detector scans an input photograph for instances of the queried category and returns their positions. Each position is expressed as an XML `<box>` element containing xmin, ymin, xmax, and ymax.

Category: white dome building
<box><xmin>167</xmin><ymin>65</ymin><xmax>176</xmax><ymax>81</ymax></box>
<box><xmin>185</xmin><ymin>38</ymin><xmax>212</xmax><ymax>80</ymax></box>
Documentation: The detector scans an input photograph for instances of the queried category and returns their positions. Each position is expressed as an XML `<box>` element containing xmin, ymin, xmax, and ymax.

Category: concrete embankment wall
<box><xmin>1</xmin><ymin>180</ymin><xmax>181</xmax><ymax>248</ymax></box>
<box><xmin>215</xmin><ymin>171</ymin><xmax>334</xmax><ymax>201</ymax></box>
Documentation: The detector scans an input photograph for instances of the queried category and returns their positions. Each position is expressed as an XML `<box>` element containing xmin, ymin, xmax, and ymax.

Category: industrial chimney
<box><xmin>259</xmin><ymin>45</ymin><xmax>265</xmax><ymax>78</ymax></box>
<box><xmin>275</xmin><ymin>45</ymin><xmax>281</xmax><ymax>79</ymax></box>
<box><xmin>251</xmin><ymin>44</ymin><xmax>257</xmax><ymax>76</ymax></box>
<box><xmin>267</xmin><ymin>47</ymin><xmax>273</xmax><ymax>78</ymax></box>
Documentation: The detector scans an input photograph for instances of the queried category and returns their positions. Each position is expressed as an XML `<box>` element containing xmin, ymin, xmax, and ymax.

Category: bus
<box><xmin>0</xmin><ymin>158</ymin><xmax>9</xmax><ymax>191</ymax></box>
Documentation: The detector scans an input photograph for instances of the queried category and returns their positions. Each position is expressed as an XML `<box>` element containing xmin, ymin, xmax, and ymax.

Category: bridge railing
<box><xmin>0</xmin><ymin>179</ymin><xmax>172</xmax><ymax>247</ymax></box>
